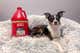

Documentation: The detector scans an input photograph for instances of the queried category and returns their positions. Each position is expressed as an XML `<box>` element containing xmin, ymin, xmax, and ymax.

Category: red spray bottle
<box><xmin>11</xmin><ymin>7</ymin><xmax>29</xmax><ymax>37</ymax></box>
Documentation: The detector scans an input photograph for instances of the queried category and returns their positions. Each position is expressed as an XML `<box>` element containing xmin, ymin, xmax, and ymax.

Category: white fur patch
<box><xmin>47</xmin><ymin>24</ymin><xmax>61</xmax><ymax>38</ymax></box>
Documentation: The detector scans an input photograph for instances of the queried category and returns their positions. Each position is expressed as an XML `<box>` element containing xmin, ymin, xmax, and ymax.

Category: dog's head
<box><xmin>44</xmin><ymin>11</ymin><xmax>65</xmax><ymax>25</ymax></box>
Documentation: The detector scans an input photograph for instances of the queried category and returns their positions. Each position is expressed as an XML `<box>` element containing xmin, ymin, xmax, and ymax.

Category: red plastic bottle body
<box><xmin>11</xmin><ymin>7</ymin><xmax>29</xmax><ymax>37</ymax></box>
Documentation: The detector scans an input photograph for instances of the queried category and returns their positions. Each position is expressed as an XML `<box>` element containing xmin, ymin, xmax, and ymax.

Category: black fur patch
<box><xmin>30</xmin><ymin>25</ymin><xmax>53</xmax><ymax>40</ymax></box>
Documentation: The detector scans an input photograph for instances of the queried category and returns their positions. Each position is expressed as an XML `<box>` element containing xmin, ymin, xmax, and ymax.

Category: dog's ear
<box><xmin>56</xmin><ymin>11</ymin><xmax>65</xmax><ymax>18</ymax></box>
<box><xmin>44</xmin><ymin>12</ymin><xmax>54</xmax><ymax>22</ymax></box>
<box><xmin>44</xmin><ymin>12</ymin><xmax>51</xmax><ymax>19</ymax></box>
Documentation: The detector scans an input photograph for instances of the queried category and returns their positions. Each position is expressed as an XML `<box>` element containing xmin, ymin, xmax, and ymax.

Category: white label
<box><xmin>17</xmin><ymin>28</ymin><xmax>25</xmax><ymax>35</ymax></box>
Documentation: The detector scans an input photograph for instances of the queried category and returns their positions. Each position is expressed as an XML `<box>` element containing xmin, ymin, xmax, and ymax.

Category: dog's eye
<box><xmin>52</xmin><ymin>17</ymin><xmax>54</xmax><ymax>20</ymax></box>
<box><xmin>56</xmin><ymin>18</ymin><xmax>60</xmax><ymax>21</ymax></box>
<box><xmin>56</xmin><ymin>17</ymin><xmax>59</xmax><ymax>19</ymax></box>
<box><xmin>49</xmin><ymin>17</ymin><xmax>54</xmax><ymax>22</ymax></box>
<box><xmin>48</xmin><ymin>15</ymin><xmax>54</xmax><ymax>22</ymax></box>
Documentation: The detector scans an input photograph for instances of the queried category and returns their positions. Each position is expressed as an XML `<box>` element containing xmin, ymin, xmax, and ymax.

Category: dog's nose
<box><xmin>54</xmin><ymin>22</ymin><xmax>57</xmax><ymax>25</ymax></box>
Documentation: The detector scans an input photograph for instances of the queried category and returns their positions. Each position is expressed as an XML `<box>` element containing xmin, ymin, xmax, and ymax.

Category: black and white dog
<box><xmin>30</xmin><ymin>11</ymin><xmax>65</xmax><ymax>53</ymax></box>
<box><xmin>30</xmin><ymin>11</ymin><xmax>65</xmax><ymax>40</ymax></box>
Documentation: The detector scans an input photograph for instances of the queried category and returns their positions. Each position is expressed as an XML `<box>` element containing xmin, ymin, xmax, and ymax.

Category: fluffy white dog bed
<box><xmin>0</xmin><ymin>15</ymin><xmax>80</xmax><ymax>53</ymax></box>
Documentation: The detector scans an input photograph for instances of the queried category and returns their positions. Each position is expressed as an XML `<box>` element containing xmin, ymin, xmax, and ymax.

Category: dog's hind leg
<box><xmin>51</xmin><ymin>40</ymin><xmax>65</xmax><ymax>53</ymax></box>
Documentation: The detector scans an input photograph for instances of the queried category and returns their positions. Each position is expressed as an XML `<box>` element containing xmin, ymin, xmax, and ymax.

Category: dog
<box><xmin>44</xmin><ymin>11</ymin><xmax>65</xmax><ymax>53</ymax></box>
<box><xmin>44</xmin><ymin>11</ymin><xmax>65</xmax><ymax>39</ymax></box>
<box><xmin>30</xmin><ymin>11</ymin><xmax>65</xmax><ymax>53</ymax></box>
<box><xmin>30</xmin><ymin>11</ymin><xmax>65</xmax><ymax>40</ymax></box>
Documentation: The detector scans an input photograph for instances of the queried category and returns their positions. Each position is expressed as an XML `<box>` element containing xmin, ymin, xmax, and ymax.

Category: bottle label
<box><xmin>16</xmin><ymin>28</ymin><xmax>25</xmax><ymax>36</ymax></box>
<box><xmin>12</xmin><ymin>21</ymin><xmax>28</xmax><ymax>23</ymax></box>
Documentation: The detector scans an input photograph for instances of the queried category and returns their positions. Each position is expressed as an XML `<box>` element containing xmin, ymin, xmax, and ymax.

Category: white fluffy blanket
<box><xmin>0</xmin><ymin>15</ymin><xmax>80</xmax><ymax>53</ymax></box>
